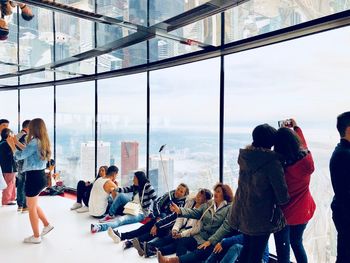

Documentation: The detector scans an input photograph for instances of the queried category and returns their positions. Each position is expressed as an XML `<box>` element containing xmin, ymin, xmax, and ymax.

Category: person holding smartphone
<box><xmin>7</xmin><ymin>118</ymin><xmax>54</xmax><ymax>244</ymax></box>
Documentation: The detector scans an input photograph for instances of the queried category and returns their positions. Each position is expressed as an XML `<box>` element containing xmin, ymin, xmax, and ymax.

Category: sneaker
<box><xmin>17</xmin><ymin>207</ymin><xmax>23</xmax><ymax>212</ymax></box>
<box><xmin>76</xmin><ymin>206</ymin><xmax>89</xmax><ymax>213</ymax></box>
<box><xmin>90</xmin><ymin>224</ymin><xmax>101</xmax><ymax>234</ymax></box>
<box><xmin>123</xmin><ymin>240</ymin><xmax>133</xmax><ymax>250</ymax></box>
<box><xmin>22</xmin><ymin>207</ymin><xmax>29</xmax><ymax>213</ymax></box>
<box><xmin>41</xmin><ymin>224</ymin><xmax>54</xmax><ymax>236</ymax></box>
<box><xmin>144</xmin><ymin>242</ymin><xmax>157</xmax><ymax>258</ymax></box>
<box><xmin>107</xmin><ymin>227</ymin><xmax>121</xmax><ymax>243</ymax></box>
<box><xmin>70</xmin><ymin>202</ymin><xmax>82</xmax><ymax>210</ymax></box>
<box><xmin>23</xmin><ymin>235</ymin><xmax>41</xmax><ymax>244</ymax></box>
<box><xmin>132</xmin><ymin>238</ymin><xmax>145</xmax><ymax>256</ymax></box>
<box><xmin>98</xmin><ymin>214</ymin><xmax>115</xmax><ymax>223</ymax></box>
<box><xmin>6</xmin><ymin>201</ymin><xmax>17</xmax><ymax>205</ymax></box>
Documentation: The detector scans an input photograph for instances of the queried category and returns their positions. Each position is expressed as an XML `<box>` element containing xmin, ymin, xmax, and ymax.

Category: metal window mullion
<box><xmin>94</xmin><ymin>0</ymin><xmax>98</xmax><ymax>178</ymax></box>
<box><xmin>219</xmin><ymin>12</ymin><xmax>225</xmax><ymax>183</ymax></box>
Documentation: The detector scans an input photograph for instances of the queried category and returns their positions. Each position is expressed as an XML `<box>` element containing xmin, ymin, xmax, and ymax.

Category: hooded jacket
<box><xmin>229</xmin><ymin>146</ymin><xmax>289</xmax><ymax>235</ymax></box>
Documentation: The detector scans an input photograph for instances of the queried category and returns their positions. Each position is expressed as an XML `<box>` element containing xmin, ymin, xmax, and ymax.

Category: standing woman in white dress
<box><xmin>7</xmin><ymin>118</ymin><xmax>53</xmax><ymax>244</ymax></box>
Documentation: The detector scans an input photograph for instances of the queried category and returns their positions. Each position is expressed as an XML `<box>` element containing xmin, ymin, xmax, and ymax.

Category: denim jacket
<box><xmin>14</xmin><ymin>139</ymin><xmax>46</xmax><ymax>172</ymax></box>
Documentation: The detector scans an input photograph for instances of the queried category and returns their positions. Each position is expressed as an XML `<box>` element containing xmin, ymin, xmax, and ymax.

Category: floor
<box><xmin>0</xmin><ymin>195</ymin><xmax>158</xmax><ymax>263</ymax></box>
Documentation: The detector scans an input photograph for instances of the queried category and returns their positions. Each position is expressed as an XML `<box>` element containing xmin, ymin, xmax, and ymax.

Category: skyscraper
<box><xmin>149</xmin><ymin>155</ymin><xmax>174</xmax><ymax>196</ymax></box>
<box><xmin>81</xmin><ymin>141</ymin><xmax>110</xmax><ymax>181</ymax></box>
<box><xmin>121</xmin><ymin>141</ymin><xmax>139</xmax><ymax>186</ymax></box>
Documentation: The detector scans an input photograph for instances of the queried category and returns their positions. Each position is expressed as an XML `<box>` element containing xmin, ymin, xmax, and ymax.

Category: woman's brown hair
<box><xmin>214</xmin><ymin>183</ymin><xmax>234</xmax><ymax>202</ymax></box>
<box><xmin>27</xmin><ymin>118</ymin><xmax>51</xmax><ymax>161</ymax></box>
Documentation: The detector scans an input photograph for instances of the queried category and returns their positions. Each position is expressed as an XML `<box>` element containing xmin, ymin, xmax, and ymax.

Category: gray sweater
<box><xmin>179</xmin><ymin>199</ymin><xmax>231</xmax><ymax>245</ymax></box>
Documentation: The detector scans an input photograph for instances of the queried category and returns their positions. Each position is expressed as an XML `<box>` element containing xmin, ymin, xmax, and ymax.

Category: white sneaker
<box><xmin>107</xmin><ymin>227</ymin><xmax>121</xmax><ymax>243</ymax></box>
<box><xmin>76</xmin><ymin>206</ymin><xmax>89</xmax><ymax>213</ymax></box>
<box><xmin>24</xmin><ymin>235</ymin><xmax>41</xmax><ymax>244</ymax></box>
<box><xmin>70</xmin><ymin>202</ymin><xmax>82</xmax><ymax>210</ymax></box>
<box><xmin>41</xmin><ymin>224</ymin><xmax>54</xmax><ymax>236</ymax></box>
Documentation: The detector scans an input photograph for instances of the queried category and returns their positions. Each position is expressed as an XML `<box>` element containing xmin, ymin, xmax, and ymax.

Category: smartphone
<box><xmin>278</xmin><ymin>119</ymin><xmax>292</xmax><ymax>128</ymax></box>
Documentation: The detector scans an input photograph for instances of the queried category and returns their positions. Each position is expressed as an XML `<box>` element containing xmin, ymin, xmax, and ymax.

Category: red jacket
<box><xmin>281</xmin><ymin>127</ymin><xmax>316</xmax><ymax>225</ymax></box>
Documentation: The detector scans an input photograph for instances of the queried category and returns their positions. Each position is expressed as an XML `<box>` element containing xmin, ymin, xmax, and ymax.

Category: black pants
<box><xmin>237</xmin><ymin>234</ymin><xmax>270</xmax><ymax>263</ymax></box>
<box><xmin>152</xmin><ymin>235</ymin><xmax>178</xmax><ymax>256</ymax></box>
<box><xmin>333</xmin><ymin>210</ymin><xmax>350</xmax><ymax>263</ymax></box>
<box><xmin>76</xmin><ymin>180</ymin><xmax>93</xmax><ymax>206</ymax></box>
<box><xmin>177</xmin><ymin>237</ymin><xmax>214</xmax><ymax>263</ymax></box>
<box><xmin>121</xmin><ymin>218</ymin><xmax>171</xmax><ymax>242</ymax></box>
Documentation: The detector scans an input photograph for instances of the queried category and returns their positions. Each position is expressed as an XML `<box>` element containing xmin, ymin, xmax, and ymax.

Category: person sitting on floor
<box><xmin>88</xmin><ymin>165</ymin><xmax>119</xmax><ymax>218</ymax></box>
<box><xmin>106</xmin><ymin>183</ymin><xmax>189</xmax><ymax>252</ymax></box>
<box><xmin>204</xmin><ymin>234</ymin><xmax>269</xmax><ymax>263</ymax></box>
<box><xmin>142</xmin><ymin>188</ymin><xmax>213</xmax><ymax>258</ymax></box>
<box><xmin>90</xmin><ymin>170</ymin><xmax>157</xmax><ymax>233</ymax></box>
<box><xmin>157</xmin><ymin>183</ymin><xmax>236</xmax><ymax>263</ymax></box>
<box><xmin>70</xmin><ymin>165</ymin><xmax>108</xmax><ymax>213</ymax></box>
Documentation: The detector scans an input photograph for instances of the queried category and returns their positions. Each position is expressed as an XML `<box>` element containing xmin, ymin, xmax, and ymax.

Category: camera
<box><xmin>278</xmin><ymin>119</ymin><xmax>292</xmax><ymax>128</ymax></box>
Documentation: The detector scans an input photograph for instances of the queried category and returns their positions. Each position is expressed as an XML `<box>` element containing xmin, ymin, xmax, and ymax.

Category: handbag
<box><xmin>0</xmin><ymin>167</ymin><xmax>7</xmax><ymax>191</ymax></box>
<box><xmin>123</xmin><ymin>183</ymin><xmax>147</xmax><ymax>216</ymax></box>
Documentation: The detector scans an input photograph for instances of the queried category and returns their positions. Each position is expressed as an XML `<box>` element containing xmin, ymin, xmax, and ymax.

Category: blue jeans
<box><xmin>99</xmin><ymin>213</ymin><xmax>145</xmax><ymax>232</ymax></box>
<box><xmin>274</xmin><ymin>224</ymin><xmax>308</xmax><ymax>263</ymax></box>
<box><xmin>16</xmin><ymin>172</ymin><xmax>27</xmax><ymax>208</ymax></box>
<box><xmin>290</xmin><ymin>224</ymin><xmax>308</xmax><ymax>263</ymax></box>
<box><xmin>108</xmin><ymin>193</ymin><xmax>131</xmax><ymax>216</ymax></box>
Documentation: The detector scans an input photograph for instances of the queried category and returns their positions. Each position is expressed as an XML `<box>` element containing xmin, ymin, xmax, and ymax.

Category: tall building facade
<box><xmin>121</xmin><ymin>141</ymin><xmax>139</xmax><ymax>186</ymax></box>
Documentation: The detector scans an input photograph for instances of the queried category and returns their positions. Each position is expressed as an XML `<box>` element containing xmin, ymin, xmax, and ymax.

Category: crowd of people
<box><xmin>1</xmin><ymin>112</ymin><xmax>350</xmax><ymax>263</ymax></box>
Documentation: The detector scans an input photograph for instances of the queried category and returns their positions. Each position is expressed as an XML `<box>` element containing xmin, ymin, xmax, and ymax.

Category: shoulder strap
<box><xmin>140</xmin><ymin>183</ymin><xmax>148</xmax><ymax>204</ymax></box>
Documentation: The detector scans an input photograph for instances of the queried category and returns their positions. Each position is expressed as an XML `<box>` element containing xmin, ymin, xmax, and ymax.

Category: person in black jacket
<box><xmin>330</xmin><ymin>111</ymin><xmax>350</xmax><ymax>263</ymax></box>
<box><xmin>0</xmin><ymin>128</ymin><xmax>17</xmax><ymax>205</ymax></box>
<box><xmin>107</xmin><ymin>183</ymin><xmax>189</xmax><ymax>255</ymax></box>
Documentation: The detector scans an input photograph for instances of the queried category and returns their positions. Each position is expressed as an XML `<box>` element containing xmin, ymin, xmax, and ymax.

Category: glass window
<box><xmin>150</xmin><ymin>58</ymin><xmax>220</xmax><ymax>195</ymax></box>
<box><xmin>19</xmin><ymin>88</ymin><xmax>54</xmax><ymax>151</ymax></box>
<box><xmin>56</xmin><ymin>82</ymin><xmax>95</xmax><ymax>188</ymax></box>
<box><xmin>0</xmin><ymin>90</ymin><xmax>18</xmax><ymax>133</ymax></box>
<box><xmin>98</xmin><ymin>73</ymin><xmax>147</xmax><ymax>186</ymax></box>
<box><xmin>225</xmin><ymin>0</ymin><xmax>350</xmax><ymax>44</ymax></box>
<box><xmin>19</xmin><ymin>6</ymin><xmax>54</xmax><ymax>84</ymax></box>
<box><xmin>224</xmin><ymin>26</ymin><xmax>350</xmax><ymax>262</ymax></box>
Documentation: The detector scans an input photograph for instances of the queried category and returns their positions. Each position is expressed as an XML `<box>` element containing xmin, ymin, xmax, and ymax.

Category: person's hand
<box><xmin>170</xmin><ymin>203</ymin><xmax>180</xmax><ymax>214</ymax></box>
<box><xmin>198</xmin><ymin>240</ymin><xmax>211</xmax><ymax>250</ymax></box>
<box><xmin>213</xmin><ymin>242</ymin><xmax>223</xmax><ymax>254</ymax></box>
<box><xmin>150</xmin><ymin>225</ymin><xmax>158</xmax><ymax>236</ymax></box>
<box><xmin>290</xmin><ymin>118</ymin><xmax>297</xmax><ymax>128</ymax></box>
<box><xmin>171</xmin><ymin>230</ymin><xmax>178</xmax><ymax>237</ymax></box>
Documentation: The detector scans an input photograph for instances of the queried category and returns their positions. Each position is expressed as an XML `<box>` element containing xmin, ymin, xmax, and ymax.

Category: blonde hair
<box><xmin>27</xmin><ymin>118</ymin><xmax>51</xmax><ymax>161</ymax></box>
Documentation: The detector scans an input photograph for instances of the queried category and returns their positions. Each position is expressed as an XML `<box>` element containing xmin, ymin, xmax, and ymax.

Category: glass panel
<box><xmin>56</xmin><ymin>82</ymin><xmax>95</xmax><ymax>188</ymax></box>
<box><xmin>0</xmin><ymin>7</ymin><xmax>18</xmax><ymax>64</ymax></box>
<box><xmin>176</xmin><ymin>14</ymin><xmax>221</xmax><ymax>46</ymax></box>
<box><xmin>0</xmin><ymin>90</ymin><xmax>18</xmax><ymax>132</ymax></box>
<box><xmin>19</xmin><ymin>87</ymin><xmax>54</xmax><ymax>151</ymax></box>
<box><xmin>55</xmin><ymin>60</ymin><xmax>95</xmax><ymax>80</ymax></box>
<box><xmin>97</xmin><ymin>0</ymin><xmax>147</xmax><ymax>26</ymax></box>
<box><xmin>55</xmin><ymin>13</ymin><xmax>94</xmax><ymax>59</ymax></box>
<box><xmin>150</xmin><ymin>58</ymin><xmax>220</xmax><ymax>195</ymax></box>
<box><xmin>0</xmin><ymin>65</ymin><xmax>18</xmax><ymax>86</ymax></box>
<box><xmin>96</xmin><ymin>23</ymin><xmax>147</xmax><ymax>72</ymax></box>
<box><xmin>98</xmin><ymin>73</ymin><xmax>146</xmax><ymax>186</ymax></box>
<box><xmin>224</xmin><ymin>26</ymin><xmax>350</xmax><ymax>262</ymax></box>
<box><xmin>149</xmin><ymin>0</ymin><xmax>211</xmax><ymax>25</ymax></box>
<box><xmin>149</xmin><ymin>38</ymin><xmax>201</xmax><ymax>62</ymax></box>
<box><xmin>225</xmin><ymin>0</ymin><xmax>350</xmax><ymax>43</ymax></box>
<box><xmin>55</xmin><ymin>0</ymin><xmax>94</xmax><ymax>12</ymax></box>
<box><xmin>19</xmin><ymin>6</ymin><xmax>54</xmax><ymax>84</ymax></box>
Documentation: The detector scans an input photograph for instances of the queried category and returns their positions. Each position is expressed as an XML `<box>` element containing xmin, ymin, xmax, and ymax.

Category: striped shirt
<box><xmin>117</xmin><ymin>183</ymin><xmax>157</xmax><ymax>214</ymax></box>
